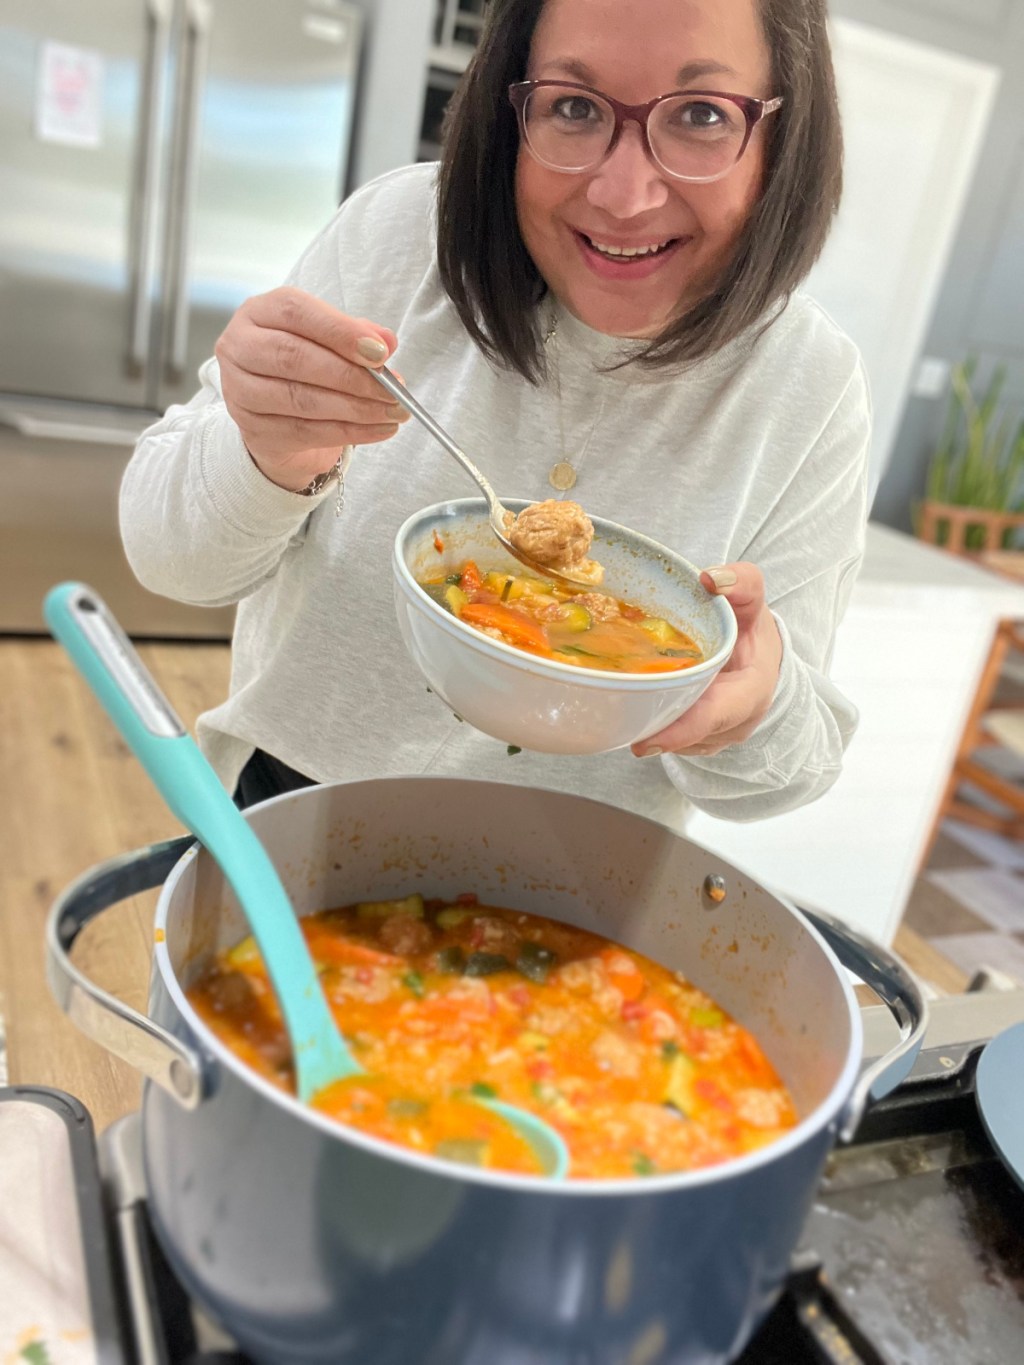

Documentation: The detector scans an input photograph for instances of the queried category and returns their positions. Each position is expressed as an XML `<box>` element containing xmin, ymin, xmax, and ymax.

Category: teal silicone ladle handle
<box><xmin>44</xmin><ymin>582</ymin><xmax>569</xmax><ymax>1177</ymax></box>
<box><xmin>43</xmin><ymin>581</ymin><xmax>359</xmax><ymax>1101</ymax></box>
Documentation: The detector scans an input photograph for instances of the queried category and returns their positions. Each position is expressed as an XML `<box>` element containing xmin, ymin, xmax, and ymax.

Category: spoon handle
<box><xmin>370</xmin><ymin>365</ymin><xmax>597</xmax><ymax>593</ymax></box>
<box><xmin>43</xmin><ymin>582</ymin><xmax>357</xmax><ymax>1101</ymax></box>
<box><xmin>369</xmin><ymin>365</ymin><xmax>503</xmax><ymax>511</ymax></box>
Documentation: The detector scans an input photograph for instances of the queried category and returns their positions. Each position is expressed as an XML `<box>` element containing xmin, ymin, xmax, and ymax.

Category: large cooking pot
<box><xmin>48</xmin><ymin>778</ymin><xmax>926</xmax><ymax>1364</ymax></box>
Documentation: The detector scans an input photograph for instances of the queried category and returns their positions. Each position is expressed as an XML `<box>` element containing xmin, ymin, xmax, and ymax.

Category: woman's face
<box><xmin>515</xmin><ymin>0</ymin><xmax>774</xmax><ymax>338</ymax></box>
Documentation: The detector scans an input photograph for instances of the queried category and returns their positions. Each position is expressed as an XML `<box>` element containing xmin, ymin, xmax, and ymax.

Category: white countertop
<box><xmin>686</xmin><ymin>523</ymin><xmax>1024</xmax><ymax>946</ymax></box>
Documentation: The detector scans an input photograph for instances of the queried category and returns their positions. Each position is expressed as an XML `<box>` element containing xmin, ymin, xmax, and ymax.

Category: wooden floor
<box><xmin>0</xmin><ymin>637</ymin><xmax>231</xmax><ymax>1131</ymax></box>
<box><xmin>0</xmin><ymin>637</ymin><xmax>966</xmax><ymax>1133</ymax></box>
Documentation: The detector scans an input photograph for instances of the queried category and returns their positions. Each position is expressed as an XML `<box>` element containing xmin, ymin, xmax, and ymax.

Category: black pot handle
<box><xmin>46</xmin><ymin>837</ymin><xmax>207</xmax><ymax>1109</ymax></box>
<box><xmin>801</xmin><ymin>906</ymin><xmax>929</xmax><ymax>1142</ymax></box>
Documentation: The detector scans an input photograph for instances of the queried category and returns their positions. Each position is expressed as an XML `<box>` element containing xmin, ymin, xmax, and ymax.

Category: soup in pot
<box><xmin>188</xmin><ymin>893</ymin><xmax>797</xmax><ymax>1180</ymax></box>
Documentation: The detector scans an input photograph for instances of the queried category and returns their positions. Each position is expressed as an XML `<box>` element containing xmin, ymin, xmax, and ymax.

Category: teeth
<box><xmin>588</xmin><ymin>238</ymin><xmax>669</xmax><ymax>258</ymax></box>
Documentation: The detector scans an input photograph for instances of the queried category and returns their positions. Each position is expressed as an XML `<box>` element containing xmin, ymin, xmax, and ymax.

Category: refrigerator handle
<box><xmin>128</xmin><ymin>0</ymin><xmax>173</xmax><ymax>371</ymax></box>
<box><xmin>166</xmin><ymin>0</ymin><xmax>212</xmax><ymax>379</ymax></box>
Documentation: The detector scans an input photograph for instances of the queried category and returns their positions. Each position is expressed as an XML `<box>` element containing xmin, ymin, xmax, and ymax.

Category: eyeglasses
<box><xmin>508</xmin><ymin>80</ymin><xmax>783</xmax><ymax>185</ymax></box>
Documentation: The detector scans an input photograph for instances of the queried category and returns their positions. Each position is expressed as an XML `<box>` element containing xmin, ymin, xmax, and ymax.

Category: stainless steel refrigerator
<box><xmin>0</xmin><ymin>0</ymin><xmax>364</xmax><ymax>634</ymax></box>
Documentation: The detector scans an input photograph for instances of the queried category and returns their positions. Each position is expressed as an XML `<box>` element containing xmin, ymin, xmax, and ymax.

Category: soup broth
<box><xmin>418</xmin><ymin>560</ymin><xmax>704</xmax><ymax>673</ymax></box>
<box><xmin>188</xmin><ymin>894</ymin><xmax>797</xmax><ymax>1180</ymax></box>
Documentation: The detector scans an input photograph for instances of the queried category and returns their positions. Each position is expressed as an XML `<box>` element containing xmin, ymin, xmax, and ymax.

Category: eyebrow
<box><xmin>535</xmin><ymin>57</ymin><xmax>739</xmax><ymax>88</ymax></box>
<box><xmin>675</xmin><ymin>59</ymin><xmax>737</xmax><ymax>85</ymax></box>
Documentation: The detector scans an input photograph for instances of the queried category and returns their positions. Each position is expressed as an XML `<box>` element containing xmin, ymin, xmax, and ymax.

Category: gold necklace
<box><xmin>543</xmin><ymin>313</ymin><xmax>609</xmax><ymax>493</ymax></box>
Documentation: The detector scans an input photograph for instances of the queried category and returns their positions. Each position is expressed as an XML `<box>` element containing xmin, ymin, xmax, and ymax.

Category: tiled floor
<box><xmin>904</xmin><ymin>816</ymin><xmax>1024</xmax><ymax>985</ymax></box>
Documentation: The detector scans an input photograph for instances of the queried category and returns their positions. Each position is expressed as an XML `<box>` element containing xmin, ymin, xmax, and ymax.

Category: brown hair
<box><xmin>436</xmin><ymin>0</ymin><xmax>843</xmax><ymax>381</ymax></box>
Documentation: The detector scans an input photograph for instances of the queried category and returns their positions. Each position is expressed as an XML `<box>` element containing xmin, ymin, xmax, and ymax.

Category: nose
<box><xmin>585</xmin><ymin>120</ymin><xmax>670</xmax><ymax>218</ymax></box>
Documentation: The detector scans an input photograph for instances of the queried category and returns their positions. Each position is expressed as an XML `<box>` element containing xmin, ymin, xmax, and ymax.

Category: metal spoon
<box><xmin>370</xmin><ymin>365</ymin><xmax>595</xmax><ymax>591</ymax></box>
<box><xmin>43</xmin><ymin>582</ymin><xmax>570</xmax><ymax>1180</ymax></box>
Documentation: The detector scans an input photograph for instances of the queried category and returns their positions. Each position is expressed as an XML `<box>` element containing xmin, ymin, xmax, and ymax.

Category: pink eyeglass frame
<box><xmin>508</xmin><ymin>79</ymin><xmax>784</xmax><ymax>183</ymax></box>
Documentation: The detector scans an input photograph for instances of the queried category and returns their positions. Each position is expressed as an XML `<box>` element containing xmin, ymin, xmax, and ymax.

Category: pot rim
<box><xmin>152</xmin><ymin>778</ymin><xmax>863</xmax><ymax>1197</ymax></box>
<box><xmin>393</xmin><ymin>498</ymin><xmax>738</xmax><ymax>688</ymax></box>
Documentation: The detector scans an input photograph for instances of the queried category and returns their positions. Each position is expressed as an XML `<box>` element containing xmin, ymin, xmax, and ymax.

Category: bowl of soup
<box><xmin>393</xmin><ymin>498</ymin><xmax>737</xmax><ymax>754</ymax></box>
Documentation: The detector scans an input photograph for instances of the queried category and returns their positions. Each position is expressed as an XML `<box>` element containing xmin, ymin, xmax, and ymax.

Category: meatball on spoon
<box><xmin>370</xmin><ymin>366</ymin><xmax>601</xmax><ymax>587</ymax></box>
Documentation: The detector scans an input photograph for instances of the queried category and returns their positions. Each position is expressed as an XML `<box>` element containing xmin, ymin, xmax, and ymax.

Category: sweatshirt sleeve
<box><xmin>119</xmin><ymin>363</ymin><xmax>345</xmax><ymax>606</ymax></box>
<box><xmin>660</xmin><ymin>353</ymin><xmax>871</xmax><ymax>822</ymax></box>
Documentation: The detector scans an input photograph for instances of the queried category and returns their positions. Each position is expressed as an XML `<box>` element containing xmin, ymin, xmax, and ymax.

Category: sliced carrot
<box><xmin>694</xmin><ymin>1076</ymin><xmax>733</xmax><ymax>1112</ymax></box>
<box><xmin>302</xmin><ymin>931</ymin><xmax>401</xmax><ymax>968</ymax></box>
<box><xmin>620</xmin><ymin>656</ymin><xmax>699</xmax><ymax>673</ymax></box>
<box><xmin>600</xmin><ymin>947</ymin><xmax>647</xmax><ymax>1001</ymax></box>
<box><xmin>460</xmin><ymin>602</ymin><xmax>552</xmax><ymax>653</ymax></box>
<box><xmin>733</xmin><ymin>1030</ymin><xmax>777</xmax><ymax>1086</ymax></box>
<box><xmin>459</xmin><ymin>560</ymin><xmax>483</xmax><ymax>594</ymax></box>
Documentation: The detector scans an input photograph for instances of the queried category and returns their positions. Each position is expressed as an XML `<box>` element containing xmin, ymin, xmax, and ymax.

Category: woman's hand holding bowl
<box><xmin>214</xmin><ymin>286</ymin><xmax>408</xmax><ymax>493</ymax></box>
<box><xmin>633</xmin><ymin>563</ymin><xmax>782</xmax><ymax>758</ymax></box>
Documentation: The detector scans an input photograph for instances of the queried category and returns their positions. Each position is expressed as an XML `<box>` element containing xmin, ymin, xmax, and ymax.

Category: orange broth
<box><xmin>418</xmin><ymin>560</ymin><xmax>704</xmax><ymax>673</ymax></box>
<box><xmin>188</xmin><ymin>893</ymin><xmax>798</xmax><ymax>1180</ymax></box>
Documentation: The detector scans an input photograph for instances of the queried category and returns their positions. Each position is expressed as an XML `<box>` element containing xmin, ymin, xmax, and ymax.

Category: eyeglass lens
<box><xmin>521</xmin><ymin>85</ymin><xmax>749</xmax><ymax>180</ymax></box>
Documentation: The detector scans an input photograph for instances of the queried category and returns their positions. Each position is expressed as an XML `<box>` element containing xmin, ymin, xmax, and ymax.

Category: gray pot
<box><xmin>48</xmin><ymin>778</ymin><xmax>926</xmax><ymax>1364</ymax></box>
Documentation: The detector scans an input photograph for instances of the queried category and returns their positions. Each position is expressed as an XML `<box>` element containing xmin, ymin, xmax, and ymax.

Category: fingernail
<box><xmin>357</xmin><ymin>337</ymin><xmax>389</xmax><ymax>363</ymax></box>
<box><xmin>703</xmin><ymin>566</ymin><xmax>737</xmax><ymax>590</ymax></box>
<box><xmin>640</xmin><ymin>746</ymin><xmax>664</xmax><ymax>758</ymax></box>
<box><xmin>388</xmin><ymin>403</ymin><xmax>410</xmax><ymax>420</ymax></box>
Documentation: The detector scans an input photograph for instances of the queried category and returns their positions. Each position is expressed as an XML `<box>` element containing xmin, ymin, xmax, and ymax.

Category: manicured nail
<box><xmin>703</xmin><ymin>566</ymin><xmax>737</xmax><ymax>590</ymax></box>
<box><xmin>357</xmin><ymin>337</ymin><xmax>389</xmax><ymax>362</ymax></box>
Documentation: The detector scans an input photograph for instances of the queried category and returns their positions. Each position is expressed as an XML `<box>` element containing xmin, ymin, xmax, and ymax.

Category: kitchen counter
<box><xmin>688</xmin><ymin>522</ymin><xmax>1024</xmax><ymax>946</ymax></box>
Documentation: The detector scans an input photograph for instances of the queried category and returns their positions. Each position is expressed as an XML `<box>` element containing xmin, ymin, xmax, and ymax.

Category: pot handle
<box><xmin>46</xmin><ymin>836</ymin><xmax>207</xmax><ymax>1110</ymax></box>
<box><xmin>801</xmin><ymin>906</ymin><xmax>929</xmax><ymax>1143</ymax></box>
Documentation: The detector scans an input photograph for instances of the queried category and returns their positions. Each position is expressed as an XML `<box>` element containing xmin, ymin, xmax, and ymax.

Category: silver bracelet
<box><xmin>301</xmin><ymin>455</ymin><xmax>347</xmax><ymax>518</ymax></box>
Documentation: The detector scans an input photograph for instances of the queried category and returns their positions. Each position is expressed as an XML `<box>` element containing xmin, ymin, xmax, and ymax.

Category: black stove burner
<box><xmin>774</xmin><ymin>1055</ymin><xmax>1024</xmax><ymax>1365</ymax></box>
<box><xmin>100</xmin><ymin>1031</ymin><xmax>1024</xmax><ymax>1365</ymax></box>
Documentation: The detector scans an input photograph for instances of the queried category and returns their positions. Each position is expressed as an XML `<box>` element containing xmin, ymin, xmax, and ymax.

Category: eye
<box><xmin>682</xmin><ymin>101</ymin><xmax>728</xmax><ymax>129</ymax></box>
<box><xmin>550</xmin><ymin>95</ymin><xmax>602</xmax><ymax>123</ymax></box>
<box><xmin>658</xmin><ymin>97</ymin><xmax>743</xmax><ymax>144</ymax></box>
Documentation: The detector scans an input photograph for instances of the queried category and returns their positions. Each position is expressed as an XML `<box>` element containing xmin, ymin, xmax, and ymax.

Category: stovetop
<box><xmin>97</xmin><ymin>989</ymin><xmax>1024</xmax><ymax>1365</ymax></box>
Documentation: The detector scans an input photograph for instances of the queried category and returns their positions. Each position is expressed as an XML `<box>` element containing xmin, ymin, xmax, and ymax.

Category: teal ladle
<box><xmin>44</xmin><ymin>583</ymin><xmax>569</xmax><ymax>1179</ymax></box>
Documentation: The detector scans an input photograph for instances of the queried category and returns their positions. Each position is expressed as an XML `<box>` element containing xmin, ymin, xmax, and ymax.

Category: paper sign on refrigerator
<box><xmin>35</xmin><ymin>41</ymin><xmax>104</xmax><ymax>148</ymax></box>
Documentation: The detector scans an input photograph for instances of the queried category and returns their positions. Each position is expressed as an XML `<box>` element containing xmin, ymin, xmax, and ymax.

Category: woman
<box><xmin>120</xmin><ymin>0</ymin><xmax>869</xmax><ymax>827</ymax></box>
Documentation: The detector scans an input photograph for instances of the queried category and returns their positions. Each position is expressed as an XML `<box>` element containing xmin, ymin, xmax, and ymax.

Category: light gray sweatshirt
<box><xmin>120</xmin><ymin>163</ymin><xmax>871</xmax><ymax>831</ymax></box>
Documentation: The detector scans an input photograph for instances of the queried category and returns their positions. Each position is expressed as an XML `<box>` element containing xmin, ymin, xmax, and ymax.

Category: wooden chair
<box><xmin>918</xmin><ymin>501</ymin><xmax>1024</xmax><ymax>852</ymax></box>
<box><xmin>917</xmin><ymin>501</ymin><xmax>1024</xmax><ymax>557</ymax></box>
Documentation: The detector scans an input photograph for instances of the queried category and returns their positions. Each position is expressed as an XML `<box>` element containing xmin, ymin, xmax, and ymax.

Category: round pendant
<box><xmin>548</xmin><ymin>460</ymin><xmax>577</xmax><ymax>491</ymax></box>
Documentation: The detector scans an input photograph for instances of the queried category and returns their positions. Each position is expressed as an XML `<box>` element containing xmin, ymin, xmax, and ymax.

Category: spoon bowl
<box><xmin>43</xmin><ymin>581</ymin><xmax>570</xmax><ymax>1180</ymax></box>
<box><xmin>369</xmin><ymin>365</ymin><xmax>595</xmax><ymax>591</ymax></box>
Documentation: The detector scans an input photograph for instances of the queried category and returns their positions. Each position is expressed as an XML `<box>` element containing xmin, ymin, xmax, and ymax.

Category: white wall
<box><xmin>346</xmin><ymin>0</ymin><xmax>436</xmax><ymax>190</ymax></box>
<box><xmin>804</xmin><ymin>19</ymin><xmax>999</xmax><ymax>498</ymax></box>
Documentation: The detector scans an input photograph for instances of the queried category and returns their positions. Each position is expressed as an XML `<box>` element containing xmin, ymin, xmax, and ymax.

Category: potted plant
<box><xmin>916</xmin><ymin>356</ymin><xmax>1024</xmax><ymax>553</ymax></box>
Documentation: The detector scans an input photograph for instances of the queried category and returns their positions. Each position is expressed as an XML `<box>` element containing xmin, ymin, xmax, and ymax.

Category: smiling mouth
<box><xmin>577</xmin><ymin>231</ymin><xmax>682</xmax><ymax>261</ymax></box>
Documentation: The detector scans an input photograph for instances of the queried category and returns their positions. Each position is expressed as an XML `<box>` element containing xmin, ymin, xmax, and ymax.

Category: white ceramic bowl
<box><xmin>393</xmin><ymin>498</ymin><xmax>737</xmax><ymax>755</ymax></box>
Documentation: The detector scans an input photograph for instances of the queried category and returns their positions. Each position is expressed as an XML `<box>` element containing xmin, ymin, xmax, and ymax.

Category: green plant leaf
<box><xmin>978</xmin><ymin>363</ymin><xmax>1007</xmax><ymax>427</ymax></box>
<box><xmin>923</xmin><ymin>355</ymin><xmax>1024</xmax><ymax>533</ymax></box>
<box><xmin>20</xmin><ymin>1343</ymin><xmax>53</xmax><ymax>1365</ymax></box>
